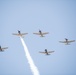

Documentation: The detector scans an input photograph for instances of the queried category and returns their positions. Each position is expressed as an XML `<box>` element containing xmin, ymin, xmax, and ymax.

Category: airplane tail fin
<box><xmin>40</xmin><ymin>35</ymin><xmax>45</xmax><ymax>37</ymax></box>
<box><xmin>65</xmin><ymin>43</ymin><xmax>70</xmax><ymax>45</ymax></box>
<box><xmin>19</xmin><ymin>36</ymin><xmax>24</xmax><ymax>38</ymax></box>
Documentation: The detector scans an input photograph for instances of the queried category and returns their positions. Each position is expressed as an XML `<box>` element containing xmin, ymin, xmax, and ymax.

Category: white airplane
<box><xmin>0</xmin><ymin>46</ymin><xmax>8</xmax><ymax>52</ymax></box>
<box><xmin>39</xmin><ymin>49</ymin><xmax>54</xmax><ymax>55</ymax></box>
<box><xmin>12</xmin><ymin>30</ymin><xmax>28</xmax><ymax>37</ymax></box>
<box><xmin>59</xmin><ymin>38</ymin><xmax>75</xmax><ymax>45</ymax></box>
<box><xmin>33</xmin><ymin>30</ymin><xmax>49</xmax><ymax>37</ymax></box>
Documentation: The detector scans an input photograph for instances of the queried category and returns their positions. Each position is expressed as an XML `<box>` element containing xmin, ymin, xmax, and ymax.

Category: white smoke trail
<box><xmin>20</xmin><ymin>37</ymin><xmax>40</xmax><ymax>75</ymax></box>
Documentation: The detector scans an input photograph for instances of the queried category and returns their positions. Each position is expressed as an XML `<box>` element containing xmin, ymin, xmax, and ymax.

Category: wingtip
<box><xmin>59</xmin><ymin>41</ymin><xmax>61</xmax><ymax>42</ymax></box>
<box><xmin>74</xmin><ymin>40</ymin><xmax>75</xmax><ymax>42</ymax></box>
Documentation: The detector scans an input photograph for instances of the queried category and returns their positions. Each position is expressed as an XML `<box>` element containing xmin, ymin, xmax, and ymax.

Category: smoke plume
<box><xmin>20</xmin><ymin>37</ymin><xmax>40</xmax><ymax>75</ymax></box>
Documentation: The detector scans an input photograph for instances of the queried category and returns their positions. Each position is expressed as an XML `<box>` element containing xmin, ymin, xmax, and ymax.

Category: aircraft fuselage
<box><xmin>0</xmin><ymin>46</ymin><xmax>1</xmax><ymax>49</ymax></box>
<box><xmin>45</xmin><ymin>49</ymin><xmax>50</xmax><ymax>55</ymax></box>
<box><xmin>18</xmin><ymin>30</ymin><xmax>21</xmax><ymax>34</ymax></box>
<box><xmin>0</xmin><ymin>46</ymin><xmax>2</xmax><ymax>51</ymax></box>
<box><xmin>65</xmin><ymin>38</ymin><xmax>69</xmax><ymax>45</ymax></box>
<box><xmin>39</xmin><ymin>30</ymin><xmax>44</xmax><ymax>37</ymax></box>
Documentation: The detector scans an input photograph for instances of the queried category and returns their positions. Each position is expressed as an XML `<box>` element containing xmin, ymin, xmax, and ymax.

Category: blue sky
<box><xmin>0</xmin><ymin>0</ymin><xmax>76</xmax><ymax>75</ymax></box>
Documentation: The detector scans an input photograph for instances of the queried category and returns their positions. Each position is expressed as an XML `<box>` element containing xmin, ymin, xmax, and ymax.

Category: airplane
<box><xmin>33</xmin><ymin>30</ymin><xmax>49</xmax><ymax>37</ymax></box>
<box><xmin>59</xmin><ymin>38</ymin><xmax>75</xmax><ymax>45</ymax></box>
<box><xmin>39</xmin><ymin>49</ymin><xmax>54</xmax><ymax>55</ymax></box>
<box><xmin>0</xmin><ymin>46</ymin><xmax>8</xmax><ymax>52</ymax></box>
<box><xmin>12</xmin><ymin>30</ymin><xmax>28</xmax><ymax>37</ymax></box>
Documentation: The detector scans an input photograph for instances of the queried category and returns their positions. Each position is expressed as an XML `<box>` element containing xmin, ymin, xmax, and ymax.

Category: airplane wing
<box><xmin>59</xmin><ymin>40</ymin><xmax>75</xmax><ymax>43</ymax></box>
<box><xmin>42</xmin><ymin>32</ymin><xmax>49</xmax><ymax>35</ymax></box>
<box><xmin>39</xmin><ymin>51</ymin><xmax>46</xmax><ymax>54</ymax></box>
<box><xmin>2</xmin><ymin>47</ymin><xmax>8</xmax><ymax>50</ymax></box>
<box><xmin>33</xmin><ymin>33</ymin><xmax>40</xmax><ymax>35</ymax></box>
<box><xmin>59</xmin><ymin>41</ymin><xmax>66</xmax><ymax>43</ymax></box>
<box><xmin>68</xmin><ymin>40</ymin><xmax>75</xmax><ymax>43</ymax></box>
<box><xmin>12</xmin><ymin>33</ymin><xmax>19</xmax><ymax>36</ymax></box>
<box><xmin>12</xmin><ymin>33</ymin><xmax>28</xmax><ymax>36</ymax></box>
<box><xmin>21</xmin><ymin>33</ymin><xmax>28</xmax><ymax>35</ymax></box>
<box><xmin>48</xmin><ymin>51</ymin><xmax>54</xmax><ymax>53</ymax></box>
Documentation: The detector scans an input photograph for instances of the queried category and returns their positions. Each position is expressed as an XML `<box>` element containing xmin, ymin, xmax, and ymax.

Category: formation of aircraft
<box><xmin>59</xmin><ymin>38</ymin><xmax>75</xmax><ymax>45</ymax></box>
<box><xmin>0</xmin><ymin>46</ymin><xmax>8</xmax><ymax>52</ymax></box>
<box><xmin>39</xmin><ymin>49</ymin><xmax>54</xmax><ymax>55</ymax></box>
<box><xmin>1</xmin><ymin>30</ymin><xmax>75</xmax><ymax>54</ymax></box>
<box><xmin>12</xmin><ymin>30</ymin><xmax>28</xmax><ymax>37</ymax></box>
<box><xmin>33</xmin><ymin>30</ymin><xmax>49</xmax><ymax>37</ymax></box>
